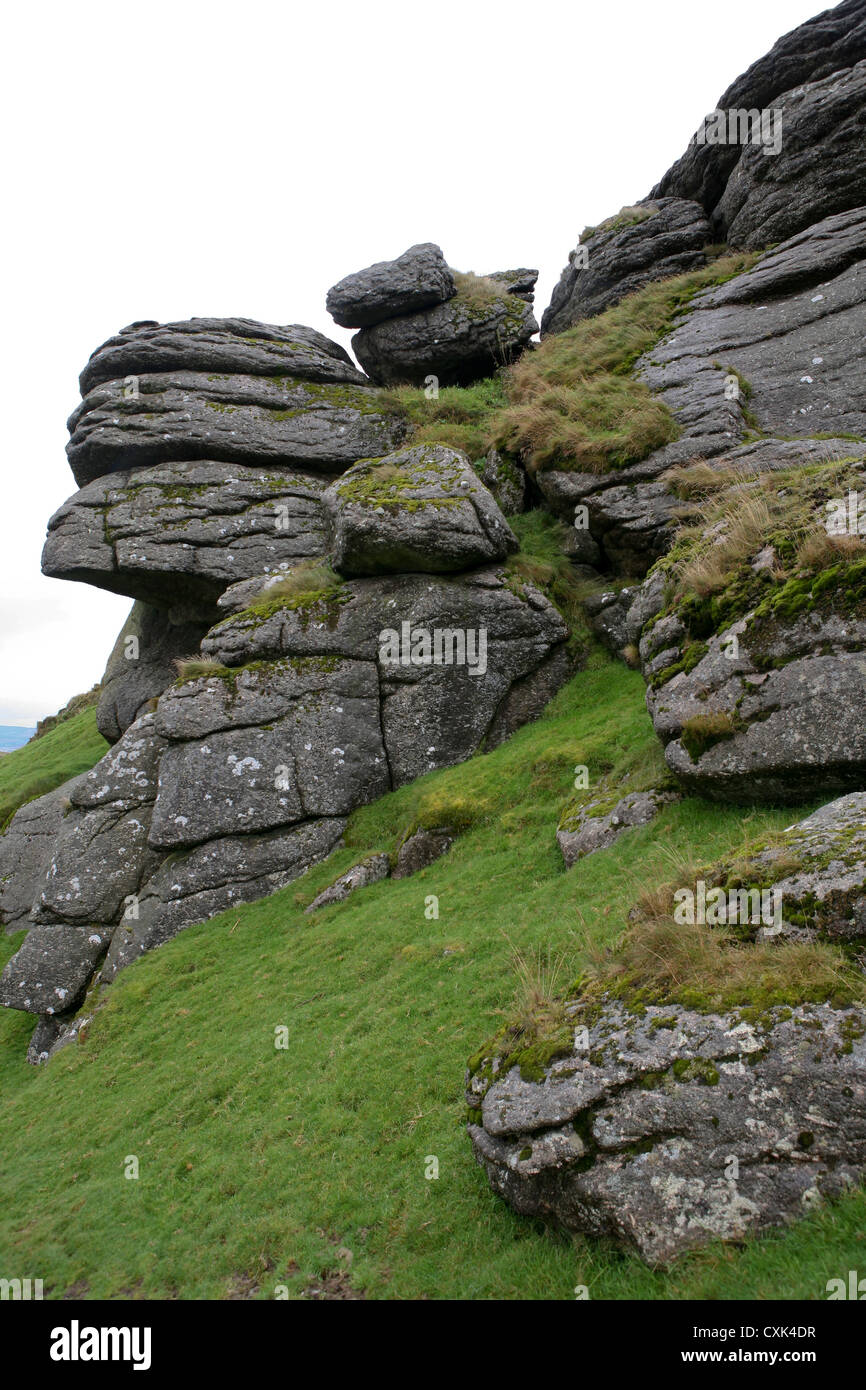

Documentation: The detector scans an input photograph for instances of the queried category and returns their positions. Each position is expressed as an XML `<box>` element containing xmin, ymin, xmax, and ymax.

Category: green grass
<box><xmin>1</xmin><ymin>654</ymin><xmax>862</xmax><ymax>1300</ymax></box>
<box><xmin>0</xmin><ymin>707</ymin><xmax>108</xmax><ymax>829</ymax></box>
<box><xmin>506</xmin><ymin>510</ymin><xmax>593</xmax><ymax>656</ymax></box>
<box><xmin>380</xmin><ymin>377</ymin><xmax>508</xmax><ymax>463</ymax></box>
<box><xmin>490</xmin><ymin>250</ymin><xmax>759</xmax><ymax>475</ymax></box>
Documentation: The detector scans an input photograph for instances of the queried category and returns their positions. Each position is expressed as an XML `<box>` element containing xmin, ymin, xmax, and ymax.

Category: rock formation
<box><xmin>469</xmin><ymin>795</ymin><xmax>866</xmax><ymax>1264</ymax></box>
<box><xmin>2</xmin><ymin>0</ymin><xmax>866</xmax><ymax>1284</ymax></box>
<box><xmin>469</xmin><ymin>0</ymin><xmax>866</xmax><ymax>1261</ymax></box>
<box><xmin>1</xmin><ymin>307</ymin><xmax>566</xmax><ymax>1049</ymax></box>
<box><xmin>541</xmin><ymin>197</ymin><xmax>712</xmax><ymax>335</ymax></box>
<box><xmin>651</xmin><ymin>0</ymin><xmax>866</xmax><ymax>244</ymax></box>
<box><xmin>327</xmin><ymin>245</ymin><xmax>538</xmax><ymax>387</ymax></box>
<box><xmin>538</xmin><ymin>207</ymin><xmax>866</xmax><ymax>576</ymax></box>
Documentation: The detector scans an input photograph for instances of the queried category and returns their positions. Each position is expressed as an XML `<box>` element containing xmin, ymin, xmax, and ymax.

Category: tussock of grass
<box><xmin>580</xmin><ymin>204</ymin><xmax>658</xmax><ymax>243</ymax></box>
<box><xmin>451</xmin><ymin>270</ymin><xmax>510</xmax><ymax>311</ymax></box>
<box><xmin>796</xmin><ymin>528</ymin><xmax>865</xmax><ymax>572</ymax></box>
<box><xmin>662</xmin><ymin>459</ymin><xmax>745</xmax><ymax>500</ymax></box>
<box><xmin>490</xmin><ymin>251</ymin><xmax>759</xmax><ymax>475</ymax></box>
<box><xmin>256</xmin><ymin>560</ymin><xmax>341</xmax><ymax>603</ymax></box>
<box><xmin>676</xmin><ymin>492</ymin><xmax>774</xmax><ymax>599</ymax></box>
<box><xmin>492</xmin><ymin>373</ymin><xmax>678</xmax><ymax>474</ymax></box>
<box><xmin>379</xmin><ymin>377</ymin><xmax>508</xmax><ymax>462</ymax></box>
<box><xmin>597</xmin><ymin>904</ymin><xmax>865</xmax><ymax>1015</ymax></box>
<box><xmin>174</xmin><ymin>654</ymin><xmax>231</xmax><ymax>682</ymax></box>
<box><xmin>680</xmin><ymin>710</ymin><xmax>740</xmax><ymax>761</ymax></box>
<box><xmin>650</xmin><ymin>457</ymin><xmax>866</xmax><ymax>649</ymax></box>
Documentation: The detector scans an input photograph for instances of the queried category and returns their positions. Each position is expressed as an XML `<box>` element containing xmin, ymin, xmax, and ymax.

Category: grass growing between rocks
<box><xmin>379</xmin><ymin>377</ymin><xmax>508</xmax><ymax>462</ymax></box>
<box><xmin>490</xmin><ymin>250</ymin><xmax>759</xmax><ymax>475</ymax></box>
<box><xmin>506</xmin><ymin>510</ymin><xmax>593</xmax><ymax>653</ymax></box>
<box><xmin>648</xmin><ymin>456</ymin><xmax>866</xmax><ymax>674</ymax></box>
<box><xmin>0</xmin><ymin>654</ymin><xmax>863</xmax><ymax>1300</ymax></box>
<box><xmin>0</xmin><ymin>707</ymin><xmax>107</xmax><ymax>829</ymax></box>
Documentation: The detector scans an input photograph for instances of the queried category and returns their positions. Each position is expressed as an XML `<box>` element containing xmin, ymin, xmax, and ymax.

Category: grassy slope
<box><xmin>0</xmin><ymin>708</ymin><xmax>108</xmax><ymax>828</ymax></box>
<box><xmin>1</xmin><ymin>653</ymin><xmax>863</xmax><ymax>1300</ymax></box>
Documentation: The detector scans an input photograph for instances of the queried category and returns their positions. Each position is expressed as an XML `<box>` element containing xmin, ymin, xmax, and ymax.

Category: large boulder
<box><xmin>42</xmin><ymin>460</ymin><xmax>332</xmax><ymax>606</ymax></box>
<box><xmin>717</xmin><ymin>60</ymin><xmax>866</xmax><ymax>250</ymax></box>
<box><xmin>67</xmin><ymin>372</ymin><xmax>403</xmax><ymax>488</ymax></box>
<box><xmin>469</xmin><ymin>996</ymin><xmax>866</xmax><ymax>1265</ymax></box>
<box><xmin>537</xmin><ymin>208</ymin><xmax>866</xmax><ymax>574</ymax></box>
<box><xmin>325</xmin><ymin>444</ymin><xmax>518</xmax><ymax>576</ymax></box>
<box><xmin>352</xmin><ymin>271</ymin><xmax>538</xmax><ymax>388</ymax></box>
<box><xmin>541</xmin><ymin>199</ymin><xmax>712</xmax><ymax>335</ymax></box>
<box><xmin>202</xmin><ymin>567</ymin><xmax>570</xmax><ymax>785</ymax></box>
<box><xmin>1</xmin><ymin>564</ymin><xmax>570</xmax><ymax>1039</ymax></box>
<box><xmin>468</xmin><ymin>794</ymin><xmax>866</xmax><ymax>1264</ymax></box>
<box><xmin>650</xmin><ymin>0</ymin><xmax>866</xmax><ymax>234</ymax></box>
<box><xmin>326</xmin><ymin>243</ymin><xmax>455</xmax><ymax>328</ymax></box>
<box><xmin>79</xmin><ymin>317</ymin><xmax>369</xmax><ymax>395</ymax></box>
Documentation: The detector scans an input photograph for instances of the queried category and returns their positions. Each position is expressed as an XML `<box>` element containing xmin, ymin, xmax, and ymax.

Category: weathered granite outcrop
<box><xmin>541</xmin><ymin>198</ymin><xmax>712</xmax><ymax>335</ymax></box>
<box><xmin>556</xmin><ymin>790</ymin><xmax>677</xmax><ymax>869</ymax></box>
<box><xmin>0</xmin><ymin>778</ymin><xmax>80</xmax><ymax>932</ymax></box>
<box><xmin>650</xmin><ymin>0</ymin><xmax>866</xmax><ymax>241</ymax></box>
<box><xmin>468</xmin><ymin>794</ymin><xmax>866</xmax><ymax>1263</ymax></box>
<box><xmin>715</xmin><ymin>60</ymin><xmax>866</xmax><ymax>250</ymax></box>
<box><xmin>392</xmin><ymin>827</ymin><xmax>454</xmax><ymax>879</ymax></box>
<box><xmin>326</xmin><ymin>243</ymin><xmax>456</xmax><ymax>328</ymax></box>
<box><xmin>350</xmin><ymin>271</ymin><xmax>538</xmax><ymax>388</ymax></box>
<box><xmin>67</xmin><ymin>372</ymin><xmax>403</xmax><ymax>488</ymax></box>
<box><xmin>43</xmin><ymin>460</ymin><xmax>332</xmax><ymax>606</ymax></box>
<box><xmin>2</xmin><ymin>553</ymin><xmax>570</xmax><ymax>1039</ymax></box>
<box><xmin>634</xmin><ymin>453</ymin><xmax>866</xmax><ymax>804</ymax></box>
<box><xmin>469</xmin><ymin>996</ymin><xmax>866</xmax><ymax>1265</ymax></box>
<box><xmin>325</xmin><ymin>444</ymin><xmax>518</xmax><ymax>576</ymax></box>
<box><xmin>537</xmin><ymin>208</ymin><xmax>866</xmax><ymax>574</ymax></box>
<box><xmin>305</xmin><ymin>854</ymin><xmax>390</xmax><ymax>913</ymax></box>
<box><xmin>79</xmin><ymin>318</ymin><xmax>370</xmax><ymax>395</ymax></box>
<box><xmin>201</xmin><ymin>567</ymin><xmax>569</xmax><ymax>785</ymax></box>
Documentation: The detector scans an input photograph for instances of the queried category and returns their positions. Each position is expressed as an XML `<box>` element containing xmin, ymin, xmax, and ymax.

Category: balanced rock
<box><xmin>542</xmin><ymin>198</ymin><xmax>712</xmax><ymax>335</ymax></box>
<box><xmin>326</xmin><ymin>243</ymin><xmax>455</xmax><ymax>328</ymax></box>
<box><xmin>352</xmin><ymin>271</ymin><xmax>538</xmax><ymax>388</ymax></box>
<box><xmin>326</xmin><ymin>444</ymin><xmax>518</xmax><ymax>576</ymax></box>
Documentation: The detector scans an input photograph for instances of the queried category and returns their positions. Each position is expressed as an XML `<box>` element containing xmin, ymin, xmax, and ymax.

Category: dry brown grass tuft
<box><xmin>795</xmin><ymin>527</ymin><xmax>866</xmax><ymax>572</ymax></box>
<box><xmin>676</xmin><ymin>492</ymin><xmax>773</xmax><ymax>599</ymax></box>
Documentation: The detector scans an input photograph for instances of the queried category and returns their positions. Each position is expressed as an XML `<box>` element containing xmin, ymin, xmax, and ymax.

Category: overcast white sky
<box><xmin>0</xmin><ymin>0</ymin><xmax>823</xmax><ymax>725</ymax></box>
